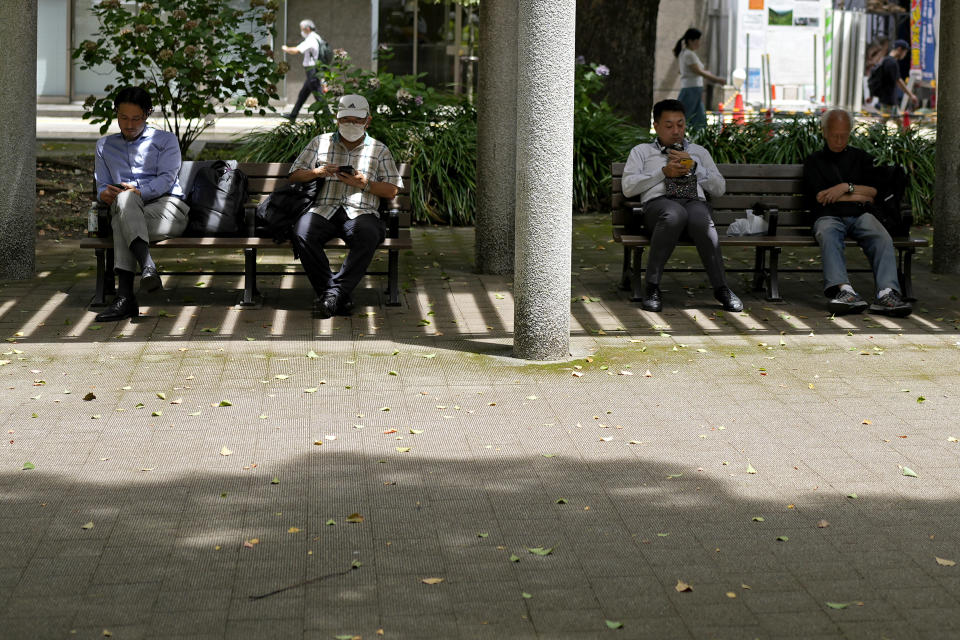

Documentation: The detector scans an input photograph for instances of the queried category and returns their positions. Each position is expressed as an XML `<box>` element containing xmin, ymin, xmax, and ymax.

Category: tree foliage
<box><xmin>576</xmin><ymin>0</ymin><xmax>661</xmax><ymax>128</ymax></box>
<box><xmin>72</xmin><ymin>0</ymin><xmax>287</xmax><ymax>153</ymax></box>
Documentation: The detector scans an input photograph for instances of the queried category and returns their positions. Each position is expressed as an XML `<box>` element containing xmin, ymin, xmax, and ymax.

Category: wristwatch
<box><xmin>847</xmin><ymin>183</ymin><xmax>855</xmax><ymax>194</ymax></box>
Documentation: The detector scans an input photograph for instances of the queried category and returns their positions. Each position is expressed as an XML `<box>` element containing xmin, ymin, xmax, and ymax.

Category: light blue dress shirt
<box><xmin>94</xmin><ymin>126</ymin><xmax>184</xmax><ymax>202</ymax></box>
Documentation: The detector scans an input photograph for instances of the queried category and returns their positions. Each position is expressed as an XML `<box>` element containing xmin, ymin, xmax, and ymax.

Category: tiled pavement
<box><xmin>1</xmin><ymin>217</ymin><xmax>959</xmax><ymax>639</ymax></box>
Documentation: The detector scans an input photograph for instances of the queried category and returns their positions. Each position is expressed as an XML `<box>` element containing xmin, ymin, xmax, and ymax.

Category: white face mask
<box><xmin>338</xmin><ymin>122</ymin><xmax>366</xmax><ymax>142</ymax></box>
<box><xmin>301</xmin><ymin>30</ymin><xmax>309</xmax><ymax>39</ymax></box>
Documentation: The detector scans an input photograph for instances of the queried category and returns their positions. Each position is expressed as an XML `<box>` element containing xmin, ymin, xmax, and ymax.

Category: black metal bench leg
<box><xmin>105</xmin><ymin>248</ymin><xmax>116</xmax><ymax>296</ymax></box>
<box><xmin>766</xmin><ymin>247</ymin><xmax>782</xmax><ymax>302</ymax></box>
<box><xmin>752</xmin><ymin>247</ymin><xmax>767</xmax><ymax>292</ymax></box>
<box><xmin>900</xmin><ymin>248</ymin><xmax>915</xmax><ymax>301</ymax></box>
<box><xmin>630</xmin><ymin>247</ymin><xmax>645</xmax><ymax>302</ymax></box>
<box><xmin>386</xmin><ymin>249</ymin><xmax>401</xmax><ymax>306</ymax></box>
<box><xmin>619</xmin><ymin>246</ymin><xmax>631</xmax><ymax>291</ymax></box>
<box><xmin>92</xmin><ymin>249</ymin><xmax>109</xmax><ymax>307</ymax></box>
<box><xmin>239</xmin><ymin>247</ymin><xmax>259</xmax><ymax>307</ymax></box>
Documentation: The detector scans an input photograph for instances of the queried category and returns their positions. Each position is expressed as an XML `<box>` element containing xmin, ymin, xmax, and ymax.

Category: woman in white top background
<box><xmin>674</xmin><ymin>28</ymin><xmax>725</xmax><ymax>129</ymax></box>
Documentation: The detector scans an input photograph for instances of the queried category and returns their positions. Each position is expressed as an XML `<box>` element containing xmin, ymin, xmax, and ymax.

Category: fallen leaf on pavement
<box><xmin>421</xmin><ymin>577</ymin><xmax>444</xmax><ymax>585</ymax></box>
<box><xmin>817</xmin><ymin>520</ymin><xmax>830</xmax><ymax>528</ymax></box>
<box><xmin>675</xmin><ymin>580</ymin><xmax>693</xmax><ymax>592</ymax></box>
<box><xmin>936</xmin><ymin>557</ymin><xmax>956</xmax><ymax>567</ymax></box>
<box><xmin>83</xmin><ymin>392</ymin><xmax>96</xmax><ymax>401</ymax></box>
<box><xmin>527</xmin><ymin>547</ymin><xmax>553</xmax><ymax>556</ymax></box>
<box><xmin>22</xmin><ymin>461</ymin><xmax>35</xmax><ymax>470</ymax></box>
<box><xmin>81</xmin><ymin>522</ymin><xmax>94</xmax><ymax>530</ymax></box>
<box><xmin>220</xmin><ymin>447</ymin><xmax>233</xmax><ymax>456</ymax></box>
<box><xmin>346</xmin><ymin>513</ymin><xmax>364</xmax><ymax>523</ymax></box>
<box><xmin>605</xmin><ymin>620</ymin><xmax>623</xmax><ymax>629</ymax></box>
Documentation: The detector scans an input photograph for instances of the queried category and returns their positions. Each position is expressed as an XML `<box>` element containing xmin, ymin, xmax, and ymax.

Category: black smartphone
<box><xmin>337</xmin><ymin>165</ymin><xmax>356</xmax><ymax>175</ymax></box>
<box><xmin>111</xmin><ymin>183</ymin><xmax>126</xmax><ymax>189</ymax></box>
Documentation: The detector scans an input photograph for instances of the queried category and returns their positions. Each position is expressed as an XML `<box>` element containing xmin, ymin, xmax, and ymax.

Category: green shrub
<box><xmin>573</xmin><ymin>61</ymin><xmax>648</xmax><ymax>212</ymax></box>
<box><xmin>73</xmin><ymin>0</ymin><xmax>285</xmax><ymax>154</ymax></box>
<box><xmin>690</xmin><ymin>116</ymin><xmax>936</xmax><ymax>223</ymax></box>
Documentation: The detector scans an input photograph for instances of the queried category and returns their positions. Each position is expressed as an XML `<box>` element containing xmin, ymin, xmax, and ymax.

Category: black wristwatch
<box><xmin>847</xmin><ymin>183</ymin><xmax>855</xmax><ymax>194</ymax></box>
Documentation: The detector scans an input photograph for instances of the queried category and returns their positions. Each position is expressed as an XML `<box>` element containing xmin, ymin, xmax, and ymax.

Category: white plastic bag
<box><xmin>726</xmin><ymin>209</ymin><xmax>768</xmax><ymax>236</ymax></box>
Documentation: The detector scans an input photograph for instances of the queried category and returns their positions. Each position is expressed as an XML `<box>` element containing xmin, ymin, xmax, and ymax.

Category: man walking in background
<box><xmin>869</xmin><ymin>39</ymin><xmax>918</xmax><ymax>114</ymax></box>
<box><xmin>282</xmin><ymin>19</ymin><xmax>329</xmax><ymax>121</ymax></box>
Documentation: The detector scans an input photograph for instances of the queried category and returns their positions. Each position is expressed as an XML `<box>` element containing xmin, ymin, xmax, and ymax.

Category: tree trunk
<box><xmin>933</xmin><ymin>1</ymin><xmax>960</xmax><ymax>274</ymax></box>
<box><xmin>576</xmin><ymin>0</ymin><xmax>661</xmax><ymax>128</ymax></box>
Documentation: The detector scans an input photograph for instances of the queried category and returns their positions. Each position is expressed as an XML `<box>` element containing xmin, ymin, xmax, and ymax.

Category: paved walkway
<box><xmin>2</xmin><ymin>219</ymin><xmax>959</xmax><ymax>639</ymax></box>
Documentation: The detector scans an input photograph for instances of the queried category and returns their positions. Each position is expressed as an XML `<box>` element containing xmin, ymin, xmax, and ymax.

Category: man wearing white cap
<box><xmin>288</xmin><ymin>94</ymin><xmax>404</xmax><ymax>317</ymax></box>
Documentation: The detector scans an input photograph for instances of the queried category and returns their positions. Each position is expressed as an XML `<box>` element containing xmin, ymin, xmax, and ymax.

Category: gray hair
<box><xmin>820</xmin><ymin>108</ymin><xmax>853</xmax><ymax>132</ymax></box>
<box><xmin>299</xmin><ymin>19</ymin><xmax>315</xmax><ymax>31</ymax></box>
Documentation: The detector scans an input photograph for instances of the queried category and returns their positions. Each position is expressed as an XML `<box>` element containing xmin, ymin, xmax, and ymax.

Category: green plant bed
<box><xmin>690</xmin><ymin>118</ymin><xmax>935</xmax><ymax>224</ymax></box>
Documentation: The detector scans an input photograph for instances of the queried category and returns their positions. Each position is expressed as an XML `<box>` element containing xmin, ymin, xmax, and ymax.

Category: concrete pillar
<box><xmin>513</xmin><ymin>0</ymin><xmax>575</xmax><ymax>360</ymax></box>
<box><xmin>933</xmin><ymin>1</ymin><xmax>960</xmax><ymax>274</ymax></box>
<box><xmin>0</xmin><ymin>2</ymin><xmax>37</xmax><ymax>280</ymax></box>
<box><xmin>475</xmin><ymin>0</ymin><xmax>518</xmax><ymax>274</ymax></box>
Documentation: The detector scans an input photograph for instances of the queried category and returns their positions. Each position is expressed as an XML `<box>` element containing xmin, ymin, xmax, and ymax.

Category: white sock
<box><xmin>877</xmin><ymin>287</ymin><xmax>892</xmax><ymax>298</ymax></box>
<box><xmin>839</xmin><ymin>284</ymin><xmax>856</xmax><ymax>295</ymax></box>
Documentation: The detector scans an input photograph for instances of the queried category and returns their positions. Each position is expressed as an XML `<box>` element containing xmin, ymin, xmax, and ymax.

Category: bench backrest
<box><xmin>236</xmin><ymin>161</ymin><xmax>413</xmax><ymax>230</ymax></box>
<box><xmin>612</xmin><ymin>162</ymin><xmax>811</xmax><ymax>234</ymax></box>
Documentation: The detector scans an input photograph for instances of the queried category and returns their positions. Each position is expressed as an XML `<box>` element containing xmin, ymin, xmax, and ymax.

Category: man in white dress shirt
<box><xmin>622</xmin><ymin>99</ymin><xmax>742</xmax><ymax>313</ymax></box>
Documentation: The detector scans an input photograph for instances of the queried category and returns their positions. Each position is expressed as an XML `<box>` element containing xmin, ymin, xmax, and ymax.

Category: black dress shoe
<box><xmin>94</xmin><ymin>295</ymin><xmax>139</xmax><ymax>322</ymax></box>
<box><xmin>335</xmin><ymin>296</ymin><xmax>354</xmax><ymax>316</ymax></box>
<box><xmin>313</xmin><ymin>292</ymin><xmax>339</xmax><ymax>319</ymax></box>
<box><xmin>641</xmin><ymin>283</ymin><xmax>662</xmax><ymax>312</ymax></box>
<box><xmin>714</xmin><ymin>286</ymin><xmax>743</xmax><ymax>312</ymax></box>
<box><xmin>139</xmin><ymin>265</ymin><xmax>162</xmax><ymax>293</ymax></box>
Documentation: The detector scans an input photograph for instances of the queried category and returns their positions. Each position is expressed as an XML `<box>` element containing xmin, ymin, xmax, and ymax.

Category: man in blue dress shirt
<box><xmin>93</xmin><ymin>86</ymin><xmax>188</xmax><ymax>322</ymax></box>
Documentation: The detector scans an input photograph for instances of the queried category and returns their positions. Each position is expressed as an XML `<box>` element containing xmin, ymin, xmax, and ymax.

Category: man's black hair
<box><xmin>114</xmin><ymin>86</ymin><xmax>152</xmax><ymax>114</ymax></box>
<box><xmin>653</xmin><ymin>99</ymin><xmax>686</xmax><ymax>122</ymax></box>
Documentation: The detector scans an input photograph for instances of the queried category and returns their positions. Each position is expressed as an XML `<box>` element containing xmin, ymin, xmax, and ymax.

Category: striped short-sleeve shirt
<box><xmin>290</xmin><ymin>132</ymin><xmax>403</xmax><ymax>219</ymax></box>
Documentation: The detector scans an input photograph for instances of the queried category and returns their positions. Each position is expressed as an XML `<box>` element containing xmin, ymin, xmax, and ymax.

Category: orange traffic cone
<box><xmin>733</xmin><ymin>93</ymin><xmax>744</xmax><ymax>125</ymax></box>
<box><xmin>902</xmin><ymin>110</ymin><xmax>911</xmax><ymax>129</ymax></box>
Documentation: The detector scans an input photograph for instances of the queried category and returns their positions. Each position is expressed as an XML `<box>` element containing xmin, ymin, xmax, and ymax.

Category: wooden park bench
<box><xmin>611</xmin><ymin>162</ymin><xmax>928</xmax><ymax>302</ymax></box>
<box><xmin>80</xmin><ymin>161</ymin><xmax>412</xmax><ymax>308</ymax></box>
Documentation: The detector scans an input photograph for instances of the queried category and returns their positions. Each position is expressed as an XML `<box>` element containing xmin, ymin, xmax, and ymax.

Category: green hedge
<box><xmin>689</xmin><ymin>117</ymin><xmax>935</xmax><ymax>224</ymax></box>
<box><xmin>235</xmin><ymin>68</ymin><xmax>935</xmax><ymax>224</ymax></box>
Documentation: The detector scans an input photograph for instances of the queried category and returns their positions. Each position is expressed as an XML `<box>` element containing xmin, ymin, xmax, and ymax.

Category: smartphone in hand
<box><xmin>337</xmin><ymin>165</ymin><xmax>356</xmax><ymax>175</ymax></box>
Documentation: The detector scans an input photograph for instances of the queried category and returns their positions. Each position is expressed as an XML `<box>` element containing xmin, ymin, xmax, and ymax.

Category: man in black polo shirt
<box><xmin>802</xmin><ymin>109</ymin><xmax>911</xmax><ymax>317</ymax></box>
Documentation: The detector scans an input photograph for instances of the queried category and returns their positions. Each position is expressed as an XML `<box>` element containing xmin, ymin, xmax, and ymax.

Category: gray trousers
<box><xmin>640</xmin><ymin>196</ymin><xmax>727</xmax><ymax>289</ymax></box>
<box><xmin>110</xmin><ymin>190</ymin><xmax>189</xmax><ymax>272</ymax></box>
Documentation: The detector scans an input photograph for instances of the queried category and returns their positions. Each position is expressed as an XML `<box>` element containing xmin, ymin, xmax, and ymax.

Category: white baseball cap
<box><xmin>336</xmin><ymin>94</ymin><xmax>370</xmax><ymax>119</ymax></box>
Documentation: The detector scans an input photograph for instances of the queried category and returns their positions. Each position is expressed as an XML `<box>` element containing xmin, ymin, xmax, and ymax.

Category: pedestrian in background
<box><xmin>282</xmin><ymin>19</ymin><xmax>328</xmax><ymax>121</ymax></box>
<box><xmin>673</xmin><ymin>28</ymin><xmax>725</xmax><ymax>130</ymax></box>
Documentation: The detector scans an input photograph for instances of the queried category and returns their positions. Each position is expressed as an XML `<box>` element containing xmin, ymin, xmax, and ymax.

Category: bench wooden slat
<box><xmin>81</xmin><ymin>230</ymin><xmax>412</xmax><ymax>250</ymax></box>
<box><xmin>247</xmin><ymin>177</ymin><xmax>289</xmax><ymax>192</ymax></box>
<box><xmin>711</xmin><ymin>195</ymin><xmax>807</xmax><ymax>210</ymax></box>
<box><xmin>716</xmin><ymin>163</ymin><xmax>804</xmax><ymax>179</ymax></box>
<box><xmin>724</xmin><ymin>178</ymin><xmax>804</xmax><ymax>193</ymax></box>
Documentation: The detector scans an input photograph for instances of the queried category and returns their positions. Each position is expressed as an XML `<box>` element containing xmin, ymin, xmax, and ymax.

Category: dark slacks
<box><xmin>635</xmin><ymin>196</ymin><xmax>727</xmax><ymax>289</ymax></box>
<box><xmin>289</xmin><ymin>67</ymin><xmax>323</xmax><ymax>120</ymax></box>
<box><xmin>291</xmin><ymin>208</ymin><xmax>385</xmax><ymax>300</ymax></box>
